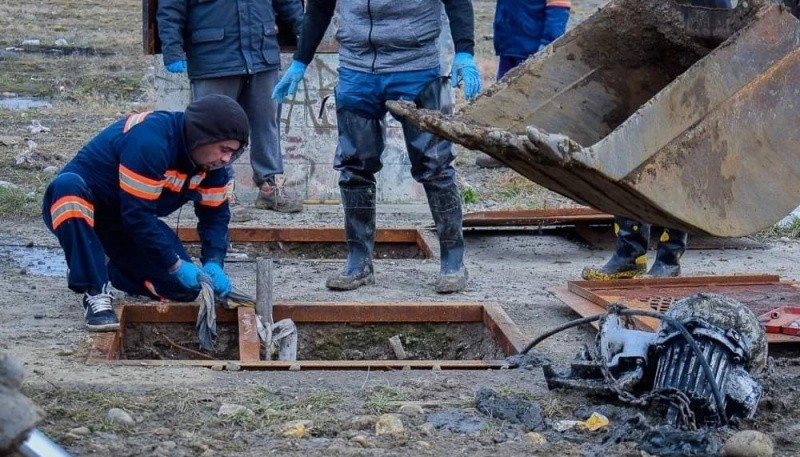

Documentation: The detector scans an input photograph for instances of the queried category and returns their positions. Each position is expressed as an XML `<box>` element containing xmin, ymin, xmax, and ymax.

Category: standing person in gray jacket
<box><xmin>272</xmin><ymin>0</ymin><xmax>481</xmax><ymax>293</ymax></box>
<box><xmin>157</xmin><ymin>0</ymin><xmax>305</xmax><ymax>220</ymax></box>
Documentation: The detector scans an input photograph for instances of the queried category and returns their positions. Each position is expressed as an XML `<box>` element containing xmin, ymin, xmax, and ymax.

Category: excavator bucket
<box><xmin>387</xmin><ymin>0</ymin><xmax>800</xmax><ymax>237</ymax></box>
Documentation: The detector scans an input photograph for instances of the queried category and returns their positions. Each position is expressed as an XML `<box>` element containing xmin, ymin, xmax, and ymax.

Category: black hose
<box><xmin>520</xmin><ymin>307</ymin><xmax>728</xmax><ymax>426</ymax></box>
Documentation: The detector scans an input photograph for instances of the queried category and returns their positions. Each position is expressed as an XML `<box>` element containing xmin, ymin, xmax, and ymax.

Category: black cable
<box><xmin>520</xmin><ymin>307</ymin><xmax>728</xmax><ymax>426</ymax></box>
<box><xmin>520</xmin><ymin>313</ymin><xmax>605</xmax><ymax>354</ymax></box>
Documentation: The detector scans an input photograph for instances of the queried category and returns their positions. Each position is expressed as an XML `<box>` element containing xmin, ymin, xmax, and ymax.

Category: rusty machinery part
<box><xmin>522</xmin><ymin>296</ymin><xmax>767</xmax><ymax>428</ymax></box>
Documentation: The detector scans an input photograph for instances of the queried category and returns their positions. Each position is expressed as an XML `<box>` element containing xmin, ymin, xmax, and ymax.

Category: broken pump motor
<box><xmin>539</xmin><ymin>293</ymin><xmax>767</xmax><ymax>428</ymax></box>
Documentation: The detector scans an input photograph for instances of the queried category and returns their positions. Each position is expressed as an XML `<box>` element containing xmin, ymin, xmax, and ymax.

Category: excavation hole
<box><xmin>296</xmin><ymin>323</ymin><xmax>506</xmax><ymax>361</ymax></box>
<box><xmin>122</xmin><ymin>323</ymin><xmax>239</xmax><ymax>361</ymax></box>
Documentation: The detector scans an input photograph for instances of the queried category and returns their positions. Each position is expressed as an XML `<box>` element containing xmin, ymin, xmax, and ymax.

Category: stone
<box><xmin>225</xmin><ymin>361</ymin><xmax>241</xmax><ymax>372</ymax></box>
<box><xmin>375</xmin><ymin>413</ymin><xmax>405</xmax><ymax>440</ymax></box>
<box><xmin>216</xmin><ymin>403</ymin><xmax>253</xmax><ymax>417</ymax></box>
<box><xmin>69</xmin><ymin>426</ymin><xmax>91</xmax><ymax>436</ymax></box>
<box><xmin>106</xmin><ymin>408</ymin><xmax>135</xmax><ymax>426</ymax></box>
<box><xmin>398</xmin><ymin>404</ymin><xmax>424</xmax><ymax>417</ymax></box>
<box><xmin>418</xmin><ymin>423</ymin><xmax>436</xmax><ymax>436</ymax></box>
<box><xmin>526</xmin><ymin>432</ymin><xmax>547</xmax><ymax>445</ymax></box>
<box><xmin>415</xmin><ymin>440</ymin><xmax>431</xmax><ymax>448</ymax></box>
<box><xmin>350</xmin><ymin>434</ymin><xmax>370</xmax><ymax>448</ymax></box>
<box><xmin>348</xmin><ymin>415</ymin><xmax>377</xmax><ymax>430</ymax></box>
<box><xmin>723</xmin><ymin>430</ymin><xmax>774</xmax><ymax>457</ymax></box>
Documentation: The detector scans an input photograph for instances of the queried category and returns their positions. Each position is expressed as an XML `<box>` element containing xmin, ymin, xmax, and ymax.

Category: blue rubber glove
<box><xmin>449</xmin><ymin>52</ymin><xmax>482</xmax><ymax>101</ymax></box>
<box><xmin>202</xmin><ymin>262</ymin><xmax>231</xmax><ymax>297</ymax></box>
<box><xmin>271</xmin><ymin>60</ymin><xmax>307</xmax><ymax>100</ymax></box>
<box><xmin>170</xmin><ymin>259</ymin><xmax>202</xmax><ymax>290</ymax></box>
<box><xmin>165</xmin><ymin>59</ymin><xmax>187</xmax><ymax>73</ymax></box>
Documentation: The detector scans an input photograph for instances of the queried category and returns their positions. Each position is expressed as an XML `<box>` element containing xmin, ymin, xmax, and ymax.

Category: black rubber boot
<box><xmin>326</xmin><ymin>186</ymin><xmax>376</xmax><ymax>290</ymax></box>
<box><xmin>581</xmin><ymin>216</ymin><xmax>650</xmax><ymax>280</ymax></box>
<box><xmin>425</xmin><ymin>179</ymin><xmax>468</xmax><ymax>293</ymax></box>
<box><xmin>645</xmin><ymin>228</ymin><xmax>688</xmax><ymax>277</ymax></box>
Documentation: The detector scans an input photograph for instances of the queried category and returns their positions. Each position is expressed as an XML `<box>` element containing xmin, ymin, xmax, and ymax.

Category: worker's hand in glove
<box><xmin>272</xmin><ymin>60</ymin><xmax>307</xmax><ymax>100</ymax></box>
<box><xmin>170</xmin><ymin>258</ymin><xmax>202</xmax><ymax>290</ymax></box>
<box><xmin>450</xmin><ymin>52</ymin><xmax>482</xmax><ymax>101</ymax></box>
<box><xmin>165</xmin><ymin>59</ymin><xmax>187</xmax><ymax>73</ymax></box>
<box><xmin>202</xmin><ymin>262</ymin><xmax>232</xmax><ymax>297</ymax></box>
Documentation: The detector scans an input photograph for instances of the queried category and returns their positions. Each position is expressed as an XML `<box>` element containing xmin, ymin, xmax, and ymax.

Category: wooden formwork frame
<box><xmin>176</xmin><ymin>226</ymin><xmax>436</xmax><ymax>259</ymax></box>
<box><xmin>88</xmin><ymin>301</ymin><xmax>527</xmax><ymax>370</ymax></box>
<box><xmin>553</xmin><ymin>274</ymin><xmax>800</xmax><ymax>345</ymax></box>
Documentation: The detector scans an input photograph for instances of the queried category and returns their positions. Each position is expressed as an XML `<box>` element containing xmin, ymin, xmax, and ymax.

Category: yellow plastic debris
<box><xmin>281</xmin><ymin>421</ymin><xmax>310</xmax><ymax>439</ymax></box>
<box><xmin>580</xmin><ymin>412</ymin><xmax>610</xmax><ymax>431</ymax></box>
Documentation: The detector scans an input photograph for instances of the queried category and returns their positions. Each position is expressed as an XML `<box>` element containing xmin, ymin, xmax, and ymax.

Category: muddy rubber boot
<box><xmin>581</xmin><ymin>216</ymin><xmax>650</xmax><ymax>280</ymax></box>
<box><xmin>425</xmin><ymin>179</ymin><xmax>468</xmax><ymax>293</ymax></box>
<box><xmin>325</xmin><ymin>186</ymin><xmax>376</xmax><ymax>290</ymax></box>
<box><xmin>645</xmin><ymin>228</ymin><xmax>688</xmax><ymax>277</ymax></box>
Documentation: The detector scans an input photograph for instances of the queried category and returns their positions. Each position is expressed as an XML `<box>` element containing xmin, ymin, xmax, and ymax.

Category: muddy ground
<box><xmin>2</xmin><ymin>0</ymin><xmax>800</xmax><ymax>456</ymax></box>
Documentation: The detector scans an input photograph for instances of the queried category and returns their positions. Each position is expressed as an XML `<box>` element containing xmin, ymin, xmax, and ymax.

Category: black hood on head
<box><xmin>184</xmin><ymin>94</ymin><xmax>250</xmax><ymax>152</ymax></box>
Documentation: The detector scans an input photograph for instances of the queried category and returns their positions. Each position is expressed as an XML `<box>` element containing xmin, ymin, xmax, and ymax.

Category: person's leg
<box><xmin>242</xmin><ymin>70</ymin><xmax>303</xmax><ymax>213</ymax></box>
<box><xmin>581</xmin><ymin>216</ymin><xmax>650</xmax><ymax>280</ymax></box>
<box><xmin>646</xmin><ymin>228</ymin><xmax>688</xmax><ymax>277</ymax></box>
<box><xmin>102</xmin><ymin>220</ymin><xmax>200</xmax><ymax>302</ymax></box>
<box><xmin>390</xmin><ymin>70</ymin><xmax>468</xmax><ymax>293</ymax></box>
<box><xmin>325</xmin><ymin>68</ymin><xmax>386</xmax><ymax>291</ymax></box>
<box><xmin>191</xmin><ymin>77</ymin><xmax>254</xmax><ymax>222</ymax></box>
<box><xmin>42</xmin><ymin>173</ymin><xmax>118</xmax><ymax>331</ymax></box>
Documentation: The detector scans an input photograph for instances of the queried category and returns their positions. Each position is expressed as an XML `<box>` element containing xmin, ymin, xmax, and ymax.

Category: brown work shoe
<box><xmin>225</xmin><ymin>181</ymin><xmax>254</xmax><ymax>222</ymax></box>
<box><xmin>255</xmin><ymin>176</ymin><xmax>303</xmax><ymax>213</ymax></box>
<box><xmin>475</xmin><ymin>153</ymin><xmax>506</xmax><ymax>169</ymax></box>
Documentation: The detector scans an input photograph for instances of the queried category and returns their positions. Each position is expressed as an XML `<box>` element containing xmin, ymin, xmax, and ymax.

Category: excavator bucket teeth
<box><xmin>387</xmin><ymin>0</ymin><xmax>800</xmax><ymax>237</ymax></box>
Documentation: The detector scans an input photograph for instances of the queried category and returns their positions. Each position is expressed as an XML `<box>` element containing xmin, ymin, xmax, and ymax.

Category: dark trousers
<box><xmin>42</xmin><ymin>173</ymin><xmax>197</xmax><ymax>301</ymax></box>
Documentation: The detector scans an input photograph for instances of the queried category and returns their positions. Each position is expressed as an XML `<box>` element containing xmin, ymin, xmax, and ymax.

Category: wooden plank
<box><xmin>95</xmin><ymin>359</ymin><xmax>510</xmax><ymax>370</ymax></box>
<box><xmin>119</xmin><ymin>303</ymin><xmax>238</xmax><ymax>323</ymax></box>
<box><xmin>553</xmin><ymin>287</ymin><xmax>800</xmax><ymax>345</ymax></box>
<box><xmin>482</xmin><ymin>304</ymin><xmax>529</xmax><ymax>354</ymax></box>
<box><xmin>272</xmin><ymin>302</ymin><xmax>484</xmax><ymax>323</ymax></box>
<box><xmin>238</xmin><ymin>308</ymin><xmax>261</xmax><ymax>362</ymax></box>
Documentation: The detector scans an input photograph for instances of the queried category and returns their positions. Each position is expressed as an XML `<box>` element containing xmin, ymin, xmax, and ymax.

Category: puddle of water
<box><xmin>1</xmin><ymin>246</ymin><xmax>66</xmax><ymax>277</ymax></box>
<box><xmin>0</xmin><ymin>98</ymin><xmax>52</xmax><ymax>110</ymax></box>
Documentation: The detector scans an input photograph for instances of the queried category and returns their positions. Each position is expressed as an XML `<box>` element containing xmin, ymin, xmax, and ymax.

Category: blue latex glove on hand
<box><xmin>202</xmin><ymin>262</ymin><xmax>231</xmax><ymax>297</ymax></box>
<box><xmin>170</xmin><ymin>259</ymin><xmax>202</xmax><ymax>290</ymax></box>
<box><xmin>450</xmin><ymin>52</ymin><xmax>482</xmax><ymax>101</ymax></box>
<box><xmin>165</xmin><ymin>60</ymin><xmax>187</xmax><ymax>73</ymax></box>
<box><xmin>271</xmin><ymin>60</ymin><xmax>307</xmax><ymax>100</ymax></box>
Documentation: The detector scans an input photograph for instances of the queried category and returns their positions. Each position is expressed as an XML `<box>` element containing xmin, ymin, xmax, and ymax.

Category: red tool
<box><xmin>758</xmin><ymin>307</ymin><xmax>800</xmax><ymax>336</ymax></box>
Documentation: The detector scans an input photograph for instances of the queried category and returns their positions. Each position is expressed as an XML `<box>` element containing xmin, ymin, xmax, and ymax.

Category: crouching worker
<box><xmin>42</xmin><ymin>94</ymin><xmax>249</xmax><ymax>331</ymax></box>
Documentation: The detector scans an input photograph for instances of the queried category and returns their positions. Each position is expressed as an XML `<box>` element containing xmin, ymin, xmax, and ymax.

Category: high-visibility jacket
<box><xmin>59</xmin><ymin>111</ymin><xmax>230</xmax><ymax>269</ymax></box>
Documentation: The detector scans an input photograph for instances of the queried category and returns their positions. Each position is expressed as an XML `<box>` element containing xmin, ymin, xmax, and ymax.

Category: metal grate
<box><xmin>639</xmin><ymin>296</ymin><xmax>676</xmax><ymax>313</ymax></box>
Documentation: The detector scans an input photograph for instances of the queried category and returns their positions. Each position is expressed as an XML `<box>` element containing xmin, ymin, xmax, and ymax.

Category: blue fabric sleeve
<box><xmin>156</xmin><ymin>0</ymin><xmax>187</xmax><ymax>65</ymax></box>
<box><xmin>193</xmin><ymin>169</ymin><xmax>230</xmax><ymax>266</ymax></box>
<box><xmin>273</xmin><ymin>0</ymin><xmax>305</xmax><ymax>37</ymax></box>
<box><xmin>540</xmin><ymin>5</ymin><xmax>570</xmax><ymax>49</ymax></box>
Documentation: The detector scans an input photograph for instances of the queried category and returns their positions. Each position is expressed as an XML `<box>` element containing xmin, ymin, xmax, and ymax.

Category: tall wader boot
<box><xmin>402</xmin><ymin>76</ymin><xmax>467</xmax><ymax>293</ymax></box>
<box><xmin>425</xmin><ymin>181</ymin><xmax>468</xmax><ymax>293</ymax></box>
<box><xmin>645</xmin><ymin>228</ymin><xmax>688</xmax><ymax>277</ymax></box>
<box><xmin>325</xmin><ymin>109</ymin><xmax>384</xmax><ymax>290</ymax></box>
<box><xmin>325</xmin><ymin>185</ymin><xmax>377</xmax><ymax>290</ymax></box>
<box><xmin>581</xmin><ymin>216</ymin><xmax>650</xmax><ymax>280</ymax></box>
